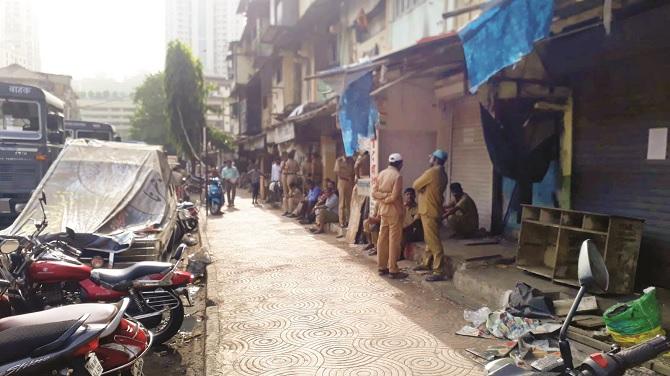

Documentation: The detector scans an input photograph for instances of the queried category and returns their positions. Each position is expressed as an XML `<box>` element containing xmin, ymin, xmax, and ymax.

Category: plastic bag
<box><xmin>609</xmin><ymin>325</ymin><xmax>666</xmax><ymax>347</ymax></box>
<box><xmin>603</xmin><ymin>287</ymin><xmax>662</xmax><ymax>335</ymax></box>
<box><xmin>464</xmin><ymin>307</ymin><xmax>492</xmax><ymax>327</ymax></box>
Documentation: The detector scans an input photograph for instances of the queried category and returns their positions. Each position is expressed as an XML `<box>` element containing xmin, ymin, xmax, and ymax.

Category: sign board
<box><xmin>267</xmin><ymin>122</ymin><xmax>295</xmax><ymax>144</ymax></box>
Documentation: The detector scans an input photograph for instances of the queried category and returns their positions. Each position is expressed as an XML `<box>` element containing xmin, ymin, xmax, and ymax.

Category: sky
<box><xmin>36</xmin><ymin>0</ymin><xmax>166</xmax><ymax>81</ymax></box>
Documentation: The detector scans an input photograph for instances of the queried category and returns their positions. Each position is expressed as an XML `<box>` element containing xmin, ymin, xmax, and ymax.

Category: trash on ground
<box><xmin>487</xmin><ymin>311</ymin><xmax>541</xmax><ymax>340</ymax></box>
<box><xmin>553</xmin><ymin>295</ymin><xmax>598</xmax><ymax>316</ymax></box>
<box><xmin>464</xmin><ymin>307</ymin><xmax>492</xmax><ymax>326</ymax></box>
<box><xmin>604</xmin><ymin>286</ymin><xmax>664</xmax><ymax>347</ymax></box>
<box><xmin>456</xmin><ymin>325</ymin><xmax>494</xmax><ymax>338</ymax></box>
<box><xmin>506</xmin><ymin>282</ymin><xmax>554</xmax><ymax>319</ymax></box>
<box><xmin>530</xmin><ymin>355</ymin><xmax>564</xmax><ymax>372</ymax></box>
<box><xmin>466</xmin><ymin>340</ymin><xmax>518</xmax><ymax>361</ymax></box>
<box><xmin>530</xmin><ymin>322</ymin><xmax>562</xmax><ymax>335</ymax></box>
<box><xmin>187</xmin><ymin>248</ymin><xmax>213</xmax><ymax>277</ymax></box>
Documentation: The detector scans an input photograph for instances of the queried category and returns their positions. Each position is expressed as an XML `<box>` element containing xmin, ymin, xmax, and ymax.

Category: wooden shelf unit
<box><xmin>517</xmin><ymin>205</ymin><xmax>644</xmax><ymax>294</ymax></box>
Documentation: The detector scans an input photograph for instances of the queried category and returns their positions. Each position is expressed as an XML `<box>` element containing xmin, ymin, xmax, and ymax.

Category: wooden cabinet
<box><xmin>517</xmin><ymin>205</ymin><xmax>644</xmax><ymax>294</ymax></box>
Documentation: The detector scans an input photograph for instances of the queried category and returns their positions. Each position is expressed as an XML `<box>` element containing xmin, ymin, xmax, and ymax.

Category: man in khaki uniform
<box><xmin>354</xmin><ymin>151</ymin><xmax>370</xmax><ymax>181</ymax></box>
<box><xmin>372</xmin><ymin>153</ymin><xmax>407</xmax><ymax>279</ymax></box>
<box><xmin>333</xmin><ymin>154</ymin><xmax>355</xmax><ymax>227</ymax></box>
<box><xmin>413</xmin><ymin>149</ymin><xmax>449</xmax><ymax>281</ymax></box>
<box><xmin>282</xmin><ymin>151</ymin><xmax>300</xmax><ymax>215</ymax></box>
<box><xmin>300</xmin><ymin>153</ymin><xmax>314</xmax><ymax>186</ymax></box>
<box><xmin>443</xmin><ymin>182</ymin><xmax>479</xmax><ymax>238</ymax></box>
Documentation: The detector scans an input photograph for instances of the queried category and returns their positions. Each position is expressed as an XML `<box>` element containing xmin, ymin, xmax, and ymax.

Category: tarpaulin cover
<box><xmin>506</xmin><ymin>282</ymin><xmax>555</xmax><ymax>319</ymax></box>
<box><xmin>1</xmin><ymin>139</ymin><xmax>174</xmax><ymax>239</ymax></box>
<box><xmin>338</xmin><ymin>72</ymin><xmax>378</xmax><ymax>157</ymax></box>
<box><xmin>458</xmin><ymin>0</ymin><xmax>554</xmax><ymax>93</ymax></box>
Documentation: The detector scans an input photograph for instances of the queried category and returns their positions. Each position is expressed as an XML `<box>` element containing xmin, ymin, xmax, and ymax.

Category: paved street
<box><xmin>205</xmin><ymin>196</ymin><xmax>483</xmax><ymax>376</ymax></box>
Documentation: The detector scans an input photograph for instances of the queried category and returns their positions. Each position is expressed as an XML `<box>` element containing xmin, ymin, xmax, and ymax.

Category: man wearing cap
<box><xmin>413</xmin><ymin>149</ymin><xmax>449</xmax><ymax>281</ymax></box>
<box><xmin>334</xmin><ymin>154</ymin><xmax>355</xmax><ymax>227</ymax></box>
<box><xmin>372</xmin><ymin>153</ymin><xmax>407</xmax><ymax>279</ymax></box>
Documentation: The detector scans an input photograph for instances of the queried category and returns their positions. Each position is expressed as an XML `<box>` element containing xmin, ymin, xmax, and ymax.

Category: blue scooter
<box><xmin>207</xmin><ymin>177</ymin><xmax>224</xmax><ymax>215</ymax></box>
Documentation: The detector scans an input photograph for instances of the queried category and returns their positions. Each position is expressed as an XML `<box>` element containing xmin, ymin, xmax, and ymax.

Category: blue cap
<box><xmin>432</xmin><ymin>149</ymin><xmax>448</xmax><ymax>161</ymax></box>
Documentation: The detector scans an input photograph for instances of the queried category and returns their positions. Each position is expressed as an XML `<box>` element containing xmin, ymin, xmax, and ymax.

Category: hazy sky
<box><xmin>36</xmin><ymin>0</ymin><xmax>166</xmax><ymax>80</ymax></box>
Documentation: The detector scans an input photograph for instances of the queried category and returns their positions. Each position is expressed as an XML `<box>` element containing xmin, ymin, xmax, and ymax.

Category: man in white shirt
<box><xmin>269</xmin><ymin>158</ymin><xmax>282</xmax><ymax>203</ymax></box>
<box><xmin>220</xmin><ymin>160</ymin><xmax>240</xmax><ymax>207</ymax></box>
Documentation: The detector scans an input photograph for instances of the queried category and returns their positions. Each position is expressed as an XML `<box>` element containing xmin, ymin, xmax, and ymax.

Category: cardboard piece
<box><xmin>553</xmin><ymin>296</ymin><xmax>598</xmax><ymax>316</ymax></box>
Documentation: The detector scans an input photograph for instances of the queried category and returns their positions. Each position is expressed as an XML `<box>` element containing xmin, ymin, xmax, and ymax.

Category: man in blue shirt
<box><xmin>220</xmin><ymin>160</ymin><xmax>240</xmax><ymax>207</ymax></box>
<box><xmin>288</xmin><ymin>179</ymin><xmax>321</xmax><ymax>220</ymax></box>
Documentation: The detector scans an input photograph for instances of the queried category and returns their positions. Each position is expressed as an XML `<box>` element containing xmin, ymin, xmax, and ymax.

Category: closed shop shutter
<box><xmin>449</xmin><ymin>95</ymin><xmax>494</xmax><ymax>231</ymax></box>
<box><xmin>572</xmin><ymin>51</ymin><xmax>670</xmax><ymax>287</ymax></box>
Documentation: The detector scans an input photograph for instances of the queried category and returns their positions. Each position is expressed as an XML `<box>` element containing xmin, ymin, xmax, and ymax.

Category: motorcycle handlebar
<box><xmin>613</xmin><ymin>336</ymin><xmax>670</xmax><ymax>369</ymax></box>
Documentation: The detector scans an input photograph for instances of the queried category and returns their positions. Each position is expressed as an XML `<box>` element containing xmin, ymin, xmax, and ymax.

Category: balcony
<box><xmin>262</xmin><ymin>0</ymin><xmax>299</xmax><ymax>44</ymax></box>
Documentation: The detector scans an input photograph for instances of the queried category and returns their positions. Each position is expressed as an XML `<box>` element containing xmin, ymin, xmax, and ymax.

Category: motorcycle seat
<box><xmin>91</xmin><ymin>261</ymin><xmax>173</xmax><ymax>285</ymax></box>
<box><xmin>0</xmin><ymin>319</ymin><xmax>79</xmax><ymax>364</ymax></box>
<box><xmin>0</xmin><ymin>303</ymin><xmax>118</xmax><ymax>331</ymax></box>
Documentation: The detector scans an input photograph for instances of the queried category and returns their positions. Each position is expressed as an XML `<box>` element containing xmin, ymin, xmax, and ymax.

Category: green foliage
<box><xmin>164</xmin><ymin>40</ymin><xmax>206</xmax><ymax>158</ymax></box>
<box><xmin>129</xmin><ymin>72</ymin><xmax>175</xmax><ymax>152</ymax></box>
<box><xmin>207</xmin><ymin>126</ymin><xmax>234</xmax><ymax>152</ymax></box>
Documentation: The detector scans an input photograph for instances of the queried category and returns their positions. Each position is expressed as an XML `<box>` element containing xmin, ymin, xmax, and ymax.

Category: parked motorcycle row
<box><xmin>0</xmin><ymin>193</ymin><xmax>199</xmax><ymax>376</ymax></box>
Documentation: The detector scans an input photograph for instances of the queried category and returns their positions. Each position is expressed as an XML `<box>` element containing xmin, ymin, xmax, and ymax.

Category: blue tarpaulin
<box><xmin>338</xmin><ymin>72</ymin><xmax>378</xmax><ymax>156</ymax></box>
<box><xmin>458</xmin><ymin>0</ymin><xmax>554</xmax><ymax>93</ymax></box>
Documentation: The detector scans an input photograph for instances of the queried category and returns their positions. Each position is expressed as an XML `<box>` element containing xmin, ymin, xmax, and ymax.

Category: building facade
<box><xmin>77</xmin><ymin>95</ymin><xmax>135</xmax><ymax>139</ymax></box>
<box><xmin>0</xmin><ymin>0</ymin><xmax>40</xmax><ymax>71</ymax></box>
<box><xmin>166</xmin><ymin>0</ymin><xmax>245</xmax><ymax>78</ymax></box>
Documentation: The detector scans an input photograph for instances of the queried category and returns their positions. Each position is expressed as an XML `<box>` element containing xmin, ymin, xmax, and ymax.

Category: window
<box><xmin>395</xmin><ymin>0</ymin><xmax>426</xmax><ymax>18</ymax></box>
<box><xmin>0</xmin><ymin>99</ymin><xmax>41</xmax><ymax>140</ymax></box>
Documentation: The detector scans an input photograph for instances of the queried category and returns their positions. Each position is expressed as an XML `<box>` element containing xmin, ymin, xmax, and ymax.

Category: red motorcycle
<box><xmin>0</xmin><ymin>194</ymin><xmax>194</xmax><ymax>344</ymax></box>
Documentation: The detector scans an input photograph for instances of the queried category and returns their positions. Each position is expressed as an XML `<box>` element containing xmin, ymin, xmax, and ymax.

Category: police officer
<box><xmin>354</xmin><ymin>151</ymin><xmax>370</xmax><ymax>181</ymax></box>
<box><xmin>372</xmin><ymin>153</ymin><xmax>407</xmax><ymax>279</ymax></box>
<box><xmin>412</xmin><ymin>149</ymin><xmax>449</xmax><ymax>281</ymax></box>
<box><xmin>333</xmin><ymin>154</ymin><xmax>355</xmax><ymax>228</ymax></box>
<box><xmin>282</xmin><ymin>150</ymin><xmax>300</xmax><ymax>216</ymax></box>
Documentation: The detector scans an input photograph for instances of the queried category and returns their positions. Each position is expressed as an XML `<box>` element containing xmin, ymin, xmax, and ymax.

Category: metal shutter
<box><xmin>449</xmin><ymin>95</ymin><xmax>493</xmax><ymax>231</ymax></box>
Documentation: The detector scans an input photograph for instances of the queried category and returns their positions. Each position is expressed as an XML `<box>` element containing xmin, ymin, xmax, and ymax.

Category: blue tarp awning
<box><xmin>458</xmin><ymin>0</ymin><xmax>555</xmax><ymax>93</ymax></box>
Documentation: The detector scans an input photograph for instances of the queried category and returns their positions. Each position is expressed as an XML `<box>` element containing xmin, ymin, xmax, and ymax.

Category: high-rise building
<box><xmin>165</xmin><ymin>0</ymin><xmax>245</xmax><ymax>78</ymax></box>
<box><xmin>0</xmin><ymin>0</ymin><xmax>40</xmax><ymax>71</ymax></box>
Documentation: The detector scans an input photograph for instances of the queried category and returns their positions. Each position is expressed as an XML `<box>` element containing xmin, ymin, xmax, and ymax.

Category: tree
<box><xmin>129</xmin><ymin>72</ymin><xmax>175</xmax><ymax>152</ymax></box>
<box><xmin>164</xmin><ymin>41</ymin><xmax>206</xmax><ymax>159</ymax></box>
<box><xmin>207</xmin><ymin>126</ymin><xmax>234</xmax><ymax>152</ymax></box>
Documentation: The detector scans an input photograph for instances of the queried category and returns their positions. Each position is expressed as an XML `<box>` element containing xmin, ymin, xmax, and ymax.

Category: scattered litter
<box><xmin>464</xmin><ymin>307</ymin><xmax>492</xmax><ymax>326</ymax></box>
<box><xmin>553</xmin><ymin>295</ymin><xmax>598</xmax><ymax>316</ymax></box>
<box><xmin>530</xmin><ymin>323</ymin><xmax>562</xmax><ymax>335</ymax></box>
<box><xmin>506</xmin><ymin>282</ymin><xmax>554</xmax><ymax>319</ymax></box>
<box><xmin>187</xmin><ymin>248</ymin><xmax>213</xmax><ymax>277</ymax></box>
<box><xmin>187</xmin><ymin>285</ymin><xmax>201</xmax><ymax>302</ymax></box>
<box><xmin>466</xmin><ymin>341</ymin><xmax>517</xmax><ymax>361</ymax></box>
<box><xmin>456</xmin><ymin>325</ymin><xmax>493</xmax><ymax>339</ymax></box>
<box><xmin>572</xmin><ymin>315</ymin><xmax>605</xmax><ymax>329</ymax></box>
<box><xmin>487</xmin><ymin>311</ymin><xmax>541</xmax><ymax>340</ymax></box>
<box><xmin>530</xmin><ymin>355</ymin><xmax>563</xmax><ymax>372</ymax></box>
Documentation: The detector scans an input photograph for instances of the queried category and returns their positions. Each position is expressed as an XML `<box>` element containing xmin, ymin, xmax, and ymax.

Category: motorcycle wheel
<box><xmin>210</xmin><ymin>203</ymin><xmax>220</xmax><ymax>215</ymax></box>
<box><xmin>147</xmin><ymin>297</ymin><xmax>185</xmax><ymax>345</ymax></box>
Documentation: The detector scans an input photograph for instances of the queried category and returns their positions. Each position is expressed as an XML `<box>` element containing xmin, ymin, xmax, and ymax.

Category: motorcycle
<box><xmin>177</xmin><ymin>201</ymin><xmax>199</xmax><ymax>233</ymax></box>
<box><xmin>0</xmin><ymin>193</ymin><xmax>194</xmax><ymax>344</ymax></box>
<box><xmin>485</xmin><ymin>239</ymin><xmax>670</xmax><ymax>376</ymax></box>
<box><xmin>0</xmin><ymin>293</ymin><xmax>151</xmax><ymax>376</ymax></box>
<box><xmin>207</xmin><ymin>177</ymin><xmax>224</xmax><ymax>215</ymax></box>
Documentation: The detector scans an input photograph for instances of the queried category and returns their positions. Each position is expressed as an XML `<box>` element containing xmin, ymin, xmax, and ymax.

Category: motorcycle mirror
<box><xmin>578</xmin><ymin>239</ymin><xmax>610</xmax><ymax>292</ymax></box>
<box><xmin>172</xmin><ymin>244</ymin><xmax>187</xmax><ymax>261</ymax></box>
<box><xmin>65</xmin><ymin>227</ymin><xmax>76</xmax><ymax>240</ymax></box>
<box><xmin>0</xmin><ymin>239</ymin><xmax>20</xmax><ymax>254</ymax></box>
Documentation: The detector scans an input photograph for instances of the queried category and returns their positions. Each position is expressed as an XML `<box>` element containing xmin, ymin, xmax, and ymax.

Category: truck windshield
<box><xmin>0</xmin><ymin>99</ymin><xmax>41</xmax><ymax>140</ymax></box>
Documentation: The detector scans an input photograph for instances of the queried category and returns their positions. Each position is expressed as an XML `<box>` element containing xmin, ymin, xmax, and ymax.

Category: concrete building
<box><xmin>0</xmin><ymin>64</ymin><xmax>79</xmax><ymax>119</ymax></box>
<box><xmin>77</xmin><ymin>96</ymin><xmax>135</xmax><ymax>140</ymax></box>
<box><xmin>165</xmin><ymin>0</ymin><xmax>245</xmax><ymax>78</ymax></box>
<box><xmin>0</xmin><ymin>0</ymin><xmax>40</xmax><ymax>71</ymax></box>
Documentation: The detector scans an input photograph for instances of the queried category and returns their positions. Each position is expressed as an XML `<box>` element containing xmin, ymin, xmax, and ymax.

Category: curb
<box><xmin>200</xmin><ymin>214</ymin><xmax>220</xmax><ymax>376</ymax></box>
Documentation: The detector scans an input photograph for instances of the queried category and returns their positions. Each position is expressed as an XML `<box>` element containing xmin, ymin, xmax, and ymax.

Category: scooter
<box><xmin>485</xmin><ymin>239</ymin><xmax>670</xmax><ymax>376</ymax></box>
<box><xmin>207</xmin><ymin>177</ymin><xmax>224</xmax><ymax>215</ymax></box>
<box><xmin>0</xmin><ymin>295</ymin><xmax>151</xmax><ymax>376</ymax></box>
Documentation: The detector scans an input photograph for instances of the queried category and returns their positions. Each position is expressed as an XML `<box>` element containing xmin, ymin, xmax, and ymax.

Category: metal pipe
<box><xmin>559</xmin><ymin>285</ymin><xmax>587</xmax><ymax>370</ymax></box>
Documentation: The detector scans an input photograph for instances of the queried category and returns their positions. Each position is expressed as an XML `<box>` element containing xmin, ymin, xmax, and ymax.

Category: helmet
<box><xmin>389</xmin><ymin>153</ymin><xmax>403</xmax><ymax>163</ymax></box>
<box><xmin>431</xmin><ymin>149</ymin><xmax>448</xmax><ymax>161</ymax></box>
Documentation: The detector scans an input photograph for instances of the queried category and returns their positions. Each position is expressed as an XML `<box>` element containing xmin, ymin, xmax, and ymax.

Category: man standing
<box><xmin>282</xmin><ymin>150</ymin><xmax>300</xmax><ymax>215</ymax></box>
<box><xmin>443</xmin><ymin>182</ymin><xmax>479</xmax><ymax>238</ymax></box>
<box><xmin>334</xmin><ymin>154</ymin><xmax>355</xmax><ymax>228</ymax></box>
<box><xmin>269</xmin><ymin>158</ymin><xmax>282</xmax><ymax>203</ymax></box>
<box><xmin>412</xmin><ymin>149</ymin><xmax>449</xmax><ymax>281</ymax></box>
<box><xmin>372</xmin><ymin>153</ymin><xmax>407</xmax><ymax>279</ymax></box>
<box><xmin>247</xmin><ymin>163</ymin><xmax>263</xmax><ymax>205</ymax></box>
<box><xmin>221</xmin><ymin>160</ymin><xmax>240</xmax><ymax>207</ymax></box>
<box><xmin>354</xmin><ymin>151</ymin><xmax>370</xmax><ymax>181</ymax></box>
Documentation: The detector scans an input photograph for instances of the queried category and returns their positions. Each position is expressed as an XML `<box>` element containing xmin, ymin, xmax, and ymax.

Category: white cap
<box><xmin>389</xmin><ymin>153</ymin><xmax>403</xmax><ymax>163</ymax></box>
